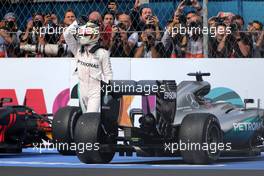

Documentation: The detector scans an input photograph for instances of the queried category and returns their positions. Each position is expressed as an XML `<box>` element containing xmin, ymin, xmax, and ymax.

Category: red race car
<box><xmin>0</xmin><ymin>98</ymin><xmax>52</xmax><ymax>153</ymax></box>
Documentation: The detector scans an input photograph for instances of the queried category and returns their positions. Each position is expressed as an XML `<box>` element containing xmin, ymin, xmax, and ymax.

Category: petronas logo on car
<box><xmin>233</xmin><ymin>121</ymin><xmax>264</xmax><ymax>131</ymax></box>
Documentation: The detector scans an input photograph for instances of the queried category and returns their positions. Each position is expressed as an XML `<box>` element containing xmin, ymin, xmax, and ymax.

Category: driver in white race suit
<box><xmin>64</xmin><ymin>20</ymin><xmax>113</xmax><ymax>113</ymax></box>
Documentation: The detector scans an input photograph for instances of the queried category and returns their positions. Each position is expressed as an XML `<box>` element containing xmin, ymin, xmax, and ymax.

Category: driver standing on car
<box><xmin>63</xmin><ymin>20</ymin><xmax>113</xmax><ymax>113</ymax></box>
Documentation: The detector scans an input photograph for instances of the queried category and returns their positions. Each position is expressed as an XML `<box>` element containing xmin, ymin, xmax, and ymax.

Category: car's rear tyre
<box><xmin>74</xmin><ymin>113</ymin><xmax>116</xmax><ymax>164</ymax></box>
<box><xmin>52</xmin><ymin>106</ymin><xmax>81</xmax><ymax>155</ymax></box>
<box><xmin>179</xmin><ymin>113</ymin><xmax>223</xmax><ymax>164</ymax></box>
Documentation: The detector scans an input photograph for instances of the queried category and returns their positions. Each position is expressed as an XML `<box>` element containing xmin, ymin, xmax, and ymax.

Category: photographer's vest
<box><xmin>186</xmin><ymin>37</ymin><xmax>204</xmax><ymax>58</ymax></box>
<box><xmin>0</xmin><ymin>37</ymin><xmax>7</xmax><ymax>58</ymax></box>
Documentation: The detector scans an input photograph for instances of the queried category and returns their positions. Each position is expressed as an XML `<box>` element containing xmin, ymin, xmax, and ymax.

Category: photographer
<box><xmin>228</xmin><ymin>15</ymin><xmax>253</xmax><ymax>58</ymax></box>
<box><xmin>174</xmin><ymin>0</ymin><xmax>204</xmax><ymax>58</ymax></box>
<box><xmin>134</xmin><ymin>24</ymin><xmax>166</xmax><ymax>58</ymax></box>
<box><xmin>162</xmin><ymin>13</ymin><xmax>187</xmax><ymax>58</ymax></box>
<box><xmin>130</xmin><ymin>0</ymin><xmax>161</xmax><ymax>41</ymax></box>
<box><xmin>0</xmin><ymin>12</ymin><xmax>21</xmax><ymax>57</ymax></box>
<box><xmin>20</xmin><ymin>13</ymin><xmax>45</xmax><ymax>57</ymax></box>
<box><xmin>110</xmin><ymin>13</ymin><xmax>138</xmax><ymax>57</ymax></box>
<box><xmin>185</xmin><ymin>13</ymin><xmax>203</xmax><ymax>58</ymax></box>
<box><xmin>175</xmin><ymin>0</ymin><xmax>203</xmax><ymax>23</ymax></box>
<box><xmin>101</xmin><ymin>11</ymin><xmax>115</xmax><ymax>49</ymax></box>
<box><xmin>247</xmin><ymin>21</ymin><xmax>264</xmax><ymax>58</ymax></box>
<box><xmin>209</xmin><ymin>22</ymin><xmax>232</xmax><ymax>58</ymax></box>
<box><xmin>43</xmin><ymin>12</ymin><xmax>60</xmax><ymax>44</ymax></box>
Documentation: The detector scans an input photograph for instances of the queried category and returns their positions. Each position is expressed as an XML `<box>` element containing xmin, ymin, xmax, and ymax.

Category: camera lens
<box><xmin>33</xmin><ymin>20</ymin><xmax>43</xmax><ymax>28</ymax></box>
<box><xmin>6</xmin><ymin>21</ymin><xmax>15</xmax><ymax>29</ymax></box>
<box><xmin>230</xmin><ymin>23</ymin><xmax>238</xmax><ymax>32</ymax></box>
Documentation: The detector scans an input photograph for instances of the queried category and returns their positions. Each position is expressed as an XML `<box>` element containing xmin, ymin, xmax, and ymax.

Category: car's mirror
<box><xmin>244</xmin><ymin>99</ymin><xmax>254</xmax><ymax>110</ymax></box>
<box><xmin>244</xmin><ymin>99</ymin><xmax>254</xmax><ymax>104</ymax></box>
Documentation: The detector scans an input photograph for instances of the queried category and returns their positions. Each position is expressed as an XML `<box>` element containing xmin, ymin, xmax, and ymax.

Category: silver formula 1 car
<box><xmin>52</xmin><ymin>72</ymin><xmax>264</xmax><ymax>164</ymax></box>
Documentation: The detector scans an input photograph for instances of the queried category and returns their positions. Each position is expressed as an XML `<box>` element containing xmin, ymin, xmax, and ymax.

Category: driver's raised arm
<box><xmin>63</xmin><ymin>20</ymin><xmax>79</xmax><ymax>56</ymax></box>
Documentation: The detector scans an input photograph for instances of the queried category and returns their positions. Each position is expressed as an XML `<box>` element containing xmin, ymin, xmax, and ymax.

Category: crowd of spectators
<box><xmin>0</xmin><ymin>0</ymin><xmax>263</xmax><ymax>58</ymax></box>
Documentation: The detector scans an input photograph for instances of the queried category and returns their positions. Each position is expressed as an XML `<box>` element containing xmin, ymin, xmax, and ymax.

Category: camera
<box><xmin>20</xmin><ymin>44</ymin><xmax>71</xmax><ymax>57</ymax></box>
<box><xmin>116</xmin><ymin>22</ymin><xmax>126</xmax><ymax>30</ymax></box>
<box><xmin>189</xmin><ymin>21</ymin><xmax>201</xmax><ymax>28</ymax></box>
<box><xmin>147</xmin><ymin>33</ymin><xmax>155</xmax><ymax>41</ymax></box>
<box><xmin>230</xmin><ymin>23</ymin><xmax>239</xmax><ymax>32</ymax></box>
<box><xmin>33</xmin><ymin>20</ymin><xmax>43</xmax><ymax>28</ymax></box>
<box><xmin>215</xmin><ymin>17</ymin><xmax>225</xmax><ymax>25</ymax></box>
<box><xmin>0</xmin><ymin>21</ymin><xmax>16</xmax><ymax>31</ymax></box>
<box><xmin>147</xmin><ymin>15</ymin><xmax>153</xmax><ymax>21</ymax></box>
<box><xmin>113</xmin><ymin>23</ymin><xmax>127</xmax><ymax>42</ymax></box>
<box><xmin>5</xmin><ymin>21</ymin><xmax>15</xmax><ymax>30</ymax></box>
<box><xmin>182</xmin><ymin>0</ymin><xmax>192</xmax><ymax>6</ymax></box>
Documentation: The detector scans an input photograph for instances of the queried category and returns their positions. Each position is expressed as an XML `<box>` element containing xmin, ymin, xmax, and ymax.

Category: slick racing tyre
<box><xmin>52</xmin><ymin>106</ymin><xmax>82</xmax><ymax>155</ymax></box>
<box><xmin>74</xmin><ymin>113</ymin><xmax>116</xmax><ymax>164</ymax></box>
<box><xmin>179</xmin><ymin>113</ymin><xmax>223</xmax><ymax>164</ymax></box>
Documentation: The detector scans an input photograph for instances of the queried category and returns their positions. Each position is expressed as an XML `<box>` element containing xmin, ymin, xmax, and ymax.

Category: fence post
<box><xmin>237</xmin><ymin>0</ymin><xmax>243</xmax><ymax>17</ymax></box>
<box><xmin>202</xmin><ymin>0</ymin><xmax>208</xmax><ymax>58</ymax></box>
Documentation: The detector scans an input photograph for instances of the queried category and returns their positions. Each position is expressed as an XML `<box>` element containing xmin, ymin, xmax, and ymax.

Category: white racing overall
<box><xmin>64</xmin><ymin>21</ymin><xmax>113</xmax><ymax>112</ymax></box>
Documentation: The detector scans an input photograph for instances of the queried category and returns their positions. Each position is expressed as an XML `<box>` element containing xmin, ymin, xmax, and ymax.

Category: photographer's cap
<box><xmin>4</xmin><ymin>12</ymin><xmax>16</xmax><ymax>21</ymax></box>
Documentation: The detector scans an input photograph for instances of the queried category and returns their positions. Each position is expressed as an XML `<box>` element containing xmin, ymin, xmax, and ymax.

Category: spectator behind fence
<box><xmin>103</xmin><ymin>11</ymin><xmax>114</xmax><ymax>27</ymax></box>
<box><xmin>20</xmin><ymin>12</ymin><xmax>46</xmax><ymax>57</ymax></box>
<box><xmin>58</xmin><ymin>9</ymin><xmax>76</xmax><ymax>45</ymax></box>
<box><xmin>247</xmin><ymin>20</ymin><xmax>264</xmax><ymax>58</ymax></box>
<box><xmin>110</xmin><ymin>13</ymin><xmax>138</xmax><ymax>57</ymax></box>
<box><xmin>107</xmin><ymin>0</ymin><xmax>118</xmax><ymax>25</ymax></box>
<box><xmin>162</xmin><ymin>12</ymin><xmax>187</xmax><ymax>58</ymax></box>
<box><xmin>63</xmin><ymin>9</ymin><xmax>76</xmax><ymax>27</ymax></box>
<box><xmin>134</xmin><ymin>24</ymin><xmax>166</xmax><ymax>58</ymax></box>
<box><xmin>0</xmin><ymin>12</ymin><xmax>21</xmax><ymax>58</ymax></box>
<box><xmin>88</xmin><ymin>11</ymin><xmax>111</xmax><ymax>49</ymax></box>
<box><xmin>185</xmin><ymin>11</ymin><xmax>203</xmax><ymax>58</ymax></box>
<box><xmin>228</xmin><ymin>15</ymin><xmax>253</xmax><ymax>58</ymax></box>
<box><xmin>101</xmin><ymin>11</ymin><xmax>115</xmax><ymax>49</ymax></box>
<box><xmin>209</xmin><ymin>22</ymin><xmax>233</xmax><ymax>58</ymax></box>
<box><xmin>175</xmin><ymin>0</ymin><xmax>204</xmax><ymax>58</ymax></box>
<box><xmin>43</xmin><ymin>12</ymin><xmax>60</xmax><ymax>44</ymax></box>
<box><xmin>130</xmin><ymin>0</ymin><xmax>161</xmax><ymax>41</ymax></box>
